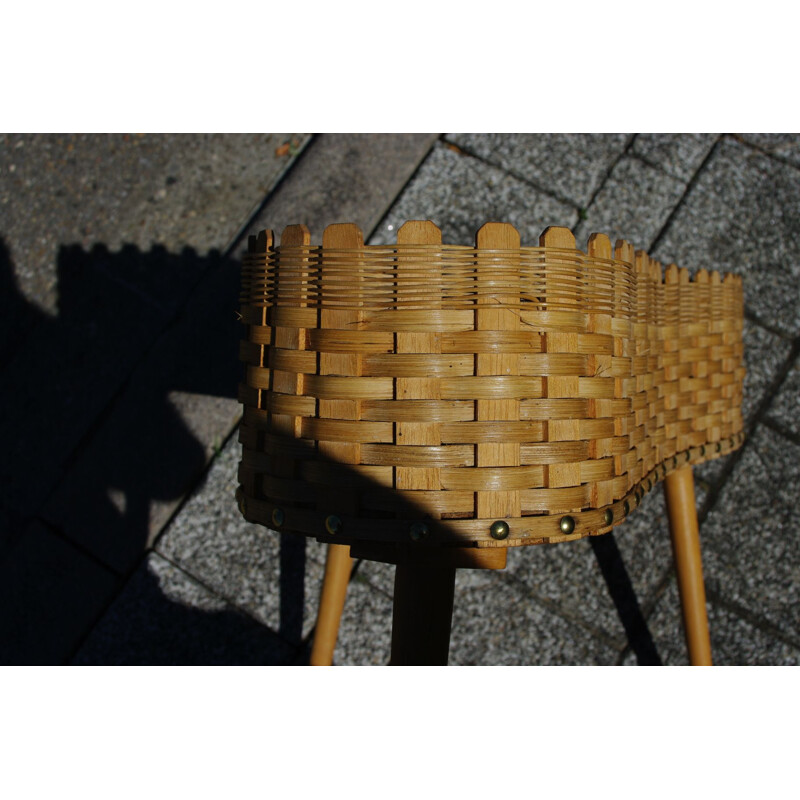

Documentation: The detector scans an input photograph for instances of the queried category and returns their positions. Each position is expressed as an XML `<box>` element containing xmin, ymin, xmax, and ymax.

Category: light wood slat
<box><xmin>395</xmin><ymin>221</ymin><xmax>445</xmax><ymax>499</ymax></box>
<box><xmin>475</xmin><ymin>222</ymin><xmax>522</xmax><ymax>521</ymax></box>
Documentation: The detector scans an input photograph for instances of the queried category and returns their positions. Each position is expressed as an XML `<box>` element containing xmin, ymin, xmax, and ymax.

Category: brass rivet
<box><xmin>271</xmin><ymin>507</ymin><xmax>285</xmax><ymax>528</ymax></box>
<box><xmin>604</xmin><ymin>508</ymin><xmax>614</xmax><ymax>526</ymax></box>
<box><xmin>559</xmin><ymin>515</ymin><xmax>575</xmax><ymax>535</ymax></box>
<box><xmin>409</xmin><ymin>522</ymin><xmax>429</xmax><ymax>542</ymax></box>
<box><xmin>623</xmin><ymin>500</ymin><xmax>630</xmax><ymax>516</ymax></box>
<box><xmin>490</xmin><ymin>520</ymin><xmax>510</xmax><ymax>540</ymax></box>
<box><xmin>236</xmin><ymin>486</ymin><xmax>247</xmax><ymax>516</ymax></box>
<box><xmin>325</xmin><ymin>514</ymin><xmax>342</xmax><ymax>535</ymax></box>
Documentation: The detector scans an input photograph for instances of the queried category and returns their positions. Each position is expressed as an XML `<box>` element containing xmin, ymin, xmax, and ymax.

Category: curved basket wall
<box><xmin>236</xmin><ymin>221</ymin><xmax>745</xmax><ymax>550</ymax></box>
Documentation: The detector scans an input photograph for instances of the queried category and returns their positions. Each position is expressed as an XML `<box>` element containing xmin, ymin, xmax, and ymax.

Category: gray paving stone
<box><xmin>573</xmin><ymin>155</ymin><xmax>686</xmax><ymax>251</ymax></box>
<box><xmin>0</xmin><ymin>133</ymin><xmax>309</xmax><ymax>319</ymax></box>
<box><xmin>72</xmin><ymin>552</ymin><xmax>295</xmax><ymax>665</ymax></box>
<box><xmin>501</xmin><ymin>487</ymin><xmax>689</xmax><ymax>651</ymax></box>
<box><xmin>329</xmin><ymin>561</ymin><xmax>394</xmax><ymax>666</ymax></box>
<box><xmin>694</xmin><ymin>318</ymin><xmax>793</xmax><ymax>489</ymax></box>
<box><xmin>0</xmin><ymin>252</ymin><xmax>169</xmax><ymax>554</ymax></box>
<box><xmin>445</xmin><ymin>133</ymin><xmax>629</xmax><ymax>208</ymax></box>
<box><xmin>631</xmin><ymin>133</ymin><xmax>718</xmax><ymax>181</ymax></box>
<box><xmin>699</xmin><ymin>424</ymin><xmax>800</xmax><ymax>641</ymax></box>
<box><xmin>328</xmin><ymin>556</ymin><xmax>618</xmax><ymax>665</ymax></box>
<box><xmin>766</xmin><ymin>352</ymin><xmax>800</xmax><ymax>438</ymax></box>
<box><xmin>737</xmin><ymin>134</ymin><xmax>800</xmax><ymax>168</ymax></box>
<box><xmin>652</xmin><ymin>136</ymin><xmax>800</xmax><ymax>336</ymax></box>
<box><xmin>0</xmin><ymin>521</ymin><xmax>120</xmax><ymax>664</ymax></box>
<box><xmin>248</xmin><ymin>133</ymin><xmax>438</xmax><ymax>242</ymax></box>
<box><xmin>625</xmin><ymin>578</ymin><xmax>800</xmax><ymax>665</ymax></box>
<box><xmin>449</xmin><ymin>567</ymin><xmax>619</xmax><ymax>665</ymax></box>
<box><xmin>42</xmin><ymin>249</ymin><xmax>244</xmax><ymax>573</ymax></box>
<box><xmin>370</xmin><ymin>142</ymin><xmax>578</xmax><ymax>247</ymax></box>
<box><xmin>156</xmin><ymin>434</ymin><xmax>328</xmax><ymax>646</ymax></box>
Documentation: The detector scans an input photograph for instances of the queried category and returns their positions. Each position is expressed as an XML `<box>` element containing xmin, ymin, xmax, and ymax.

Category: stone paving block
<box><xmin>737</xmin><ymin>134</ymin><xmax>800</xmax><ymax>168</ymax></box>
<box><xmin>445</xmin><ymin>133</ymin><xmax>629</xmax><ymax>208</ymax></box>
<box><xmin>449</xmin><ymin>567</ymin><xmax>619</xmax><ymax>665</ymax></box>
<box><xmin>156</xmin><ymin>434</ymin><xmax>328</xmax><ymax>646</ymax></box>
<box><xmin>624</xmin><ymin>578</ymin><xmax>800</xmax><ymax>666</ymax></box>
<box><xmin>0</xmin><ymin>521</ymin><xmax>120</xmax><ymax>664</ymax></box>
<box><xmin>699</xmin><ymin>424</ymin><xmax>800</xmax><ymax>641</ymax></box>
<box><xmin>0</xmin><ymin>133</ymin><xmax>310</xmax><ymax>320</ymax></box>
<box><xmin>369</xmin><ymin>142</ymin><xmax>578</xmax><ymax>247</ymax></box>
<box><xmin>738</xmin><ymin>320</ymin><xmax>794</xmax><ymax>423</ymax></box>
<box><xmin>652</xmin><ymin>136</ymin><xmax>800</xmax><ymax>336</ymax></box>
<box><xmin>344</xmin><ymin>522</ymin><xmax>663</xmax><ymax>663</ymax></box>
<box><xmin>315</xmin><ymin>556</ymin><xmax>618</xmax><ymax>665</ymax></box>
<box><xmin>72</xmin><ymin>552</ymin><xmax>295</xmax><ymax>665</ymax></box>
<box><xmin>765</xmin><ymin>352</ymin><xmax>800</xmax><ymax>439</ymax></box>
<box><xmin>694</xmin><ymin>318</ymin><xmax>793</xmax><ymax>489</ymax></box>
<box><xmin>329</xmin><ymin>561</ymin><xmax>394</xmax><ymax>666</ymax></box>
<box><xmin>631</xmin><ymin>133</ymin><xmax>718</xmax><ymax>181</ymax></box>
<box><xmin>248</xmin><ymin>133</ymin><xmax>439</xmax><ymax>242</ymax></box>
<box><xmin>42</xmin><ymin>249</ymin><xmax>244</xmax><ymax>573</ymax></box>
<box><xmin>573</xmin><ymin>155</ymin><xmax>686</xmax><ymax>251</ymax></box>
<box><xmin>501</xmin><ymin>487</ymin><xmax>688</xmax><ymax>651</ymax></box>
<box><xmin>0</xmin><ymin>252</ymin><xmax>168</xmax><ymax>554</ymax></box>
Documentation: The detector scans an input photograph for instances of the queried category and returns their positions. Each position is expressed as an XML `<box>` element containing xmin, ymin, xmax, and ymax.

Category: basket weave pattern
<box><xmin>236</xmin><ymin>222</ymin><xmax>744</xmax><ymax>549</ymax></box>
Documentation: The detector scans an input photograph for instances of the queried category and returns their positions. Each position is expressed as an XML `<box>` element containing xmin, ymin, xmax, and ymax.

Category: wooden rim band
<box><xmin>237</xmin><ymin>433</ymin><xmax>745</xmax><ymax>548</ymax></box>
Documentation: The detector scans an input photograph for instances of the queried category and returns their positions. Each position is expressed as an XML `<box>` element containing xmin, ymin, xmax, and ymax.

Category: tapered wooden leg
<box><xmin>310</xmin><ymin>543</ymin><xmax>353</xmax><ymax>666</ymax></box>
<box><xmin>390</xmin><ymin>562</ymin><xmax>456</xmax><ymax>666</ymax></box>
<box><xmin>663</xmin><ymin>465</ymin><xmax>713</xmax><ymax>665</ymax></box>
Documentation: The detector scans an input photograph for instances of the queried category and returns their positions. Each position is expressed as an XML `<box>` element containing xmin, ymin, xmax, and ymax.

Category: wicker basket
<box><xmin>235</xmin><ymin>221</ymin><xmax>744</xmax><ymax>551</ymax></box>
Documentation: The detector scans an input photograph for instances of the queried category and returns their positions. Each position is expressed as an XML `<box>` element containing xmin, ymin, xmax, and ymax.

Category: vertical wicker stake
<box><xmin>395</xmin><ymin>221</ymin><xmax>444</xmax><ymax>499</ymax></box>
<box><xmin>662</xmin><ymin>264</ymin><xmax>712</xmax><ymax>666</ymax></box>
<box><xmin>271</xmin><ymin>225</ymin><xmax>310</xmax><ymax>447</ymax></box>
<box><xmin>390</xmin><ymin>221</ymin><xmax>455</xmax><ymax>667</ymax></box>
<box><xmin>476</xmin><ymin>222</ymin><xmax>522</xmax><ymax>521</ymax></box>
<box><xmin>539</xmin><ymin>227</ymin><xmax>582</xmax><ymax>509</ymax></box>
<box><xmin>614</xmin><ymin>239</ymin><xmax>635</xmax><ymax>494</ymax></box>
<box><xmin>238</xmin><ymin>229</ymin><xmax>273</xmax><ymax>500</ymax></box>
<box><xmin>309</xmin><ymin>223</ymin><xmax>363</xmax><ymax>667</ymax></box>
<box><xmin>651</xmin><ymin>257</ymin><xmax>665</xmax><ymax>472</ymax></box>
<box><xmin>586</xmin><ymin>233</ymin><xmax>615</xmax><ymax>513</ymax></box>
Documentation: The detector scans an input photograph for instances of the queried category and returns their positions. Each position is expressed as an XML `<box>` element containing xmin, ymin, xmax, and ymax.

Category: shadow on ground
<box><xmin>0</xmin><ymin>235</ymin><xmax>661</xmax><ymax>665</ymax></box>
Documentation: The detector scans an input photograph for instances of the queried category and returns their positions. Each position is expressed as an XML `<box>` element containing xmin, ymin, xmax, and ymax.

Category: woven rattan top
<box><xmin>235</xmin><ymin>221</ymin><xmax>744</xmax><ymax>551</ymax></box>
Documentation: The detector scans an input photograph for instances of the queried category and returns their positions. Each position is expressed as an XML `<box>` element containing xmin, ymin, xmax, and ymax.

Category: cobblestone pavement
<box><xmin>2</xmin><ymin>133</ymin><xmax>798</xmax><ymax>665</ymax></box>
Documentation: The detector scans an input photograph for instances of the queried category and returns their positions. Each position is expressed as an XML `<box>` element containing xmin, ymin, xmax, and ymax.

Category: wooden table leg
<box><xmin>390</xmin><ymin>562</ymin><xmax>456</xmax><ymax>666</ymax></box>
<box><xmin>310</xmin><ymin>543</ymin><xmax>353</xmax><ymax>666</ymax></box>
<box><xmin>663</xmin><ymin>465</ymin><xmax>713</xmax><ymax>665</ymax></box>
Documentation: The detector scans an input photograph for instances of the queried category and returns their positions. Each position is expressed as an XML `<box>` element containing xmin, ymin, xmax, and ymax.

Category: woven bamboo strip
<box><xmin>475</xmin><ymin>222</ymin><xmax>521</xmax><ymax>521</ymax></box>
<box><xmin>269</xmin><ymin>226</ymin><xmax>310</xmax><ymax>477</ymax></box>
<box><xmin>237</xmin><ymin>229</ymin><xmax>272</xmax><ymax>500</ymax></box>
<box><xmin>395</xmin><ymin>221</ymin><xmax>444</xmax><ymax>506</ymax></box>
<box><xmin>236</xmin><ymin>221</ymin><xmax>745</xmax><ymax>551</ymax></box>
